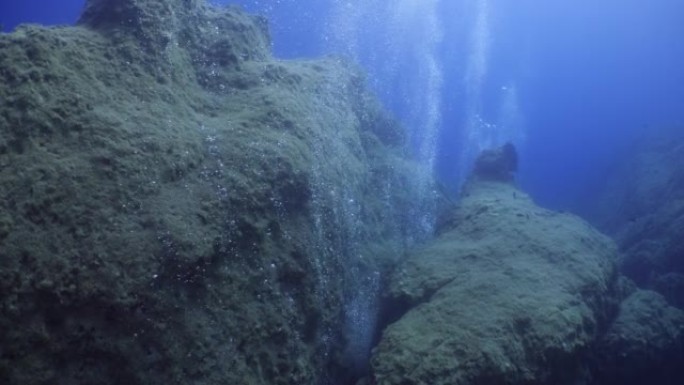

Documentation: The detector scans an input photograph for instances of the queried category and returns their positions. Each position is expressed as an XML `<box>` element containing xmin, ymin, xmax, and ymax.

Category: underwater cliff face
<box><xmin>0</xmin><ymin>0</ymin><xmax>433</xmax><ymax>383</ymax></box>
<box><xmin>586</xmin><ymin>132</ymin><xmax>684</xmax><ymax>310</ymax></box>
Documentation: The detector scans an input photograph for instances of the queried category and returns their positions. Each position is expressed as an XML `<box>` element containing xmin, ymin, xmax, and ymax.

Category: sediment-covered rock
<box><xmin>587</xmin><ymin>131</ymin><xmax>684</xmax><ymax>308</ymax></box>
<box><xmin>472</xmin><ymin>142</ymin><xmax>518</xmax><ymax>182</ymax></box>
<box><xmin>591</xmin><ymin>289</ymin><xmax>684</xmax><ymax>385</ymax></box>
<box><xmin>370</xmin><ymin>146</ymin><xmax>619</xmax><ymax>385</ymax></box>
<box><xmin>0</xmin><ymin>1</ymin><xmax>432</xmax><ymax>384</ymax></box>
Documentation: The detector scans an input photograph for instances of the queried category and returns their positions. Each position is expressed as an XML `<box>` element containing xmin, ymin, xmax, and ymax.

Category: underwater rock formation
<box><xmin>0</xmin><ymin>0</ymin><xmax>432</xmax><ymax>384</ymax></box>
<box><xmin>591</xmin><ymin>288</ymin><xmax>684</xmax><ymax>385</ymax></box>
<box><xmin>471</xmin><ymin>142</ymin><xmax>518</xmax><ymax>182</ymax></box>
<box><xmin>370</xmin><ymin>145</ymin><xmax>619</xmax><ymax>385</ymax></box>
<box><xmin>588</xmin><ymin>132</ymin><xmax>684</xmax><ymax>309</ymax></box>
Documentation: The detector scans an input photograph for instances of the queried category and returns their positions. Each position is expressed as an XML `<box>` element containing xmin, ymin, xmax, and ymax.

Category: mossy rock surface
<box><xmin>371</xmin><ymin>180</ymin><xmax>619</xmax><ymax>385</ymax></box>
<box><xmin>587</xmin><ymin>133</ymin><xmax>684</xmax><ymax>308</ymax></box>
<box><xmin>0</xmin><ymin>1</ymin><xmax>431</xmax><ymax>384</ymax></box>
<box><xmin>591</xmin><ymin>289</ymin><xmax>684</xmax><ymax>385</ymax></box>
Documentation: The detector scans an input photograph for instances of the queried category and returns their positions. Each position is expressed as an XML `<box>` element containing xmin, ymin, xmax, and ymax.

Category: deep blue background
<box><xmin>0</xmin><ymin>0</ymin><xmax>83</xmax><ymax>30</ymax></box>
<box><xmin>3</xmin><ymin>0</ymin><xmax>684</xmax><ymax>212</ymax></box>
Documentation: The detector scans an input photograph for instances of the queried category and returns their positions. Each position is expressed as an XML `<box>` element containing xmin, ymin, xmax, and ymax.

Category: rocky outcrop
<box><xmin>587</xmin><ymin>131</ymin><xmax>684</xmax><ymax>309</ymax></box>
<box><xmin>472</xmin><ymin>142</ymin><xmax>518</xmax><ymax>182</ymax></box>
<box><xmin>370</xmin><ymin>145</ymin><xmax>619</xmax><ymax>385</ymax></box>
<box><xmin>591</xmin><ymin>289</ymin><xmax>684</xmax><ymax>385</ymax></box>
<box><xmin>0</xmin><ymin>1</ymin><xmax>432</xmax><ymax>384</ymax></box>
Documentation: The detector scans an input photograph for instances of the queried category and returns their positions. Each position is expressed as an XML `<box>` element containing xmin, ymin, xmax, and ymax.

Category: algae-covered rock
<box><xmin>370</xmin><ymin>148</ymin><xmax>619</xmax><ymax>385</ymax></box>
<box><xmin>591</xmin><ymin>289</ymin><xmax>684</xmax><ymax>385</ymax></box>
<box><xmin>587</xmin><ymin>132</ymin><xmax>684</xmax><ymax>308</ymax></box>
<box><xmin>0</xmin><ymin>1</ymin><xmax>431</xmax><ymax>384</ymax></box>
<box><xmin>472</xmin><ymin>142</ymin><xmax>518</xmax><ymax>182</ymax></box>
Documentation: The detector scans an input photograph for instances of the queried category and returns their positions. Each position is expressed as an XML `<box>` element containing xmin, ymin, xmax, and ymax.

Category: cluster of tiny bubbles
<box><xmin>469</xmin><ymin>113</ymin><xmax>510</xmax><ymax>154</ymax></box>
<box><xmin>269</xmin><ymin>192</ymin><xmax>293</xmax><ymax>243</ymax></box>
<box><xmin>199</xmin><ymin>123</ymin><xmax>229</xmax><ymax>202</ymax></box>
<box><xmin>190</xmin><ymin>24</ymin><xmax>232</xmax><ymax>93</ymax></box>
<box><xmin>149</xmin><ymin>123</ymin><xmax>226</xmax><ymax>289</ymax></box>
<box><xmin>332</xmin><ymin>0</ymin><xmax>442</xmax><ymax>240</ymax></box>
<box><xmin>153</xmin><ymin>229</ymin><xmax>209</xmax><ymax>287</ymax></box>
<box><xmin>310</xmin><ymin>119</ymin><xmax>389</xmax><ymax>378</ymax></box>
<box><xmin>342</xmin><ymin>269</ymin><xmax>381</xmax><ymax>373</ymax></box>
<box><xmin>295</xmin><ymin>116</ymin><xmax>349</xmax><ymax>364</ymax></box>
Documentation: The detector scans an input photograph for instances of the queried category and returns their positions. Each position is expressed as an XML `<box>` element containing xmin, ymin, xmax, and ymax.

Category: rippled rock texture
<box><xmin>0</xmin><ymin>1</ymin><xmax>431</xmax><ymax>383</ymax></box>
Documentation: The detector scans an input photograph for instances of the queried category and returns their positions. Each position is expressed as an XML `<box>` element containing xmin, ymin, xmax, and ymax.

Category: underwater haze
<box><xmin>4</xmin><ymin>0</ymin><xmax>684</xmax><ymax>208</ymax></box>
<box><xmin>2</xmin><ymin>1</ymin><xmax>684</xmax><ymax>384</ymax></box>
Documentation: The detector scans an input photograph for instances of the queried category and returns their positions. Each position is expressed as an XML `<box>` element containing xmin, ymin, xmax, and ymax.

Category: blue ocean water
<box><xmin>3</xmin><ymin>2</ymin><xmax>684</xmax><ymax>384</ymax></box>
<box><xmin>3</xmin><ymin>0</ymin><xmax>684</xmax><ymax>210</ymax></box>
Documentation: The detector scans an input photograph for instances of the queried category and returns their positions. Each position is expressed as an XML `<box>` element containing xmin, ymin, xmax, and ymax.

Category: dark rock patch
<box><xmin>586</xmin><ymin>131</ymin><xmax>684</xmax><ymax>309</ymax></box>
<box><xmin>591</xmin><ymin>289</ymin><xmax>684</xmax><ymax>385</ymax></box>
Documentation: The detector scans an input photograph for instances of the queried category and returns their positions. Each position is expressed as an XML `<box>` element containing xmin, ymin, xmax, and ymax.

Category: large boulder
<box><xmin>370</xmin><ymin>146</ymin><xmax>619</xmax><ymax>385</ymax></box>
<box><xmin>472</xmin><ymin>142</ymin><xmax>518</xmax><ymax>182</ymax></box>
<box><xmin>591</xmin><ymin>289</ymin><xmax>684</xmax><ymax>385</ymax></box>
<box><xmin>0</xmin><ymin>1</ymin><xmax>432</xmax><ymax>384</ymax></box>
